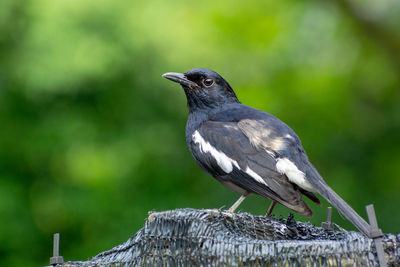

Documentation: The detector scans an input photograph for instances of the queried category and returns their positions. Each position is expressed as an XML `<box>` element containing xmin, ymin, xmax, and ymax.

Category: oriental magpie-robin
<box><xmin>163</xmin><ymin>68</ymin><xmax>371</xmax><ymax>236</ymax></box>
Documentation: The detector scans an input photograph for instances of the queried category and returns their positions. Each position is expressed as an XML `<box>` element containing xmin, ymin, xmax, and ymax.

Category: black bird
<box><xmin>162</xmin><ymin>68</ymin><xmax>371</xmax><ymax>237</ymax></box>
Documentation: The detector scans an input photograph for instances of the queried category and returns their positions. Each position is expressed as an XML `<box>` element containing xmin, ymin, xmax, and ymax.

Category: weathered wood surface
<box><xmin>59</xmin><ymin>209</ymin><xmax>399</xmax><ymax>266</ymax></box>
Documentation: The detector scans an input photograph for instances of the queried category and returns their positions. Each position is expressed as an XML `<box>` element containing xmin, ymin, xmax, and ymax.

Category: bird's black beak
<box><xmin>162</xmin><ymin>72</ymin><xmax>199</xmax><ymax>89</ymax></box>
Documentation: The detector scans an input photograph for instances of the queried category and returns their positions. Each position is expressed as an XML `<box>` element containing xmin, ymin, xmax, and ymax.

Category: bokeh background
<box><xmin>1</xmin><ymin>0</ymin><xmax>400</xmax><ymax>266</ymax></box>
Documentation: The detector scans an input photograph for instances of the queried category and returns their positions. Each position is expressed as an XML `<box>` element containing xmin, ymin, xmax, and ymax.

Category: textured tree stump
<box><xmin>58</xmin><ymin>209</ymin><xmax>399</xmax><ymax>266</ymax></box>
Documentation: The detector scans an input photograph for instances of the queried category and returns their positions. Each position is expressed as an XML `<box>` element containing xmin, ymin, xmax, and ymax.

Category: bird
<box><xmin>162</xmin><ymin>68</ymin><xmax>371</xmax><ymax>237</ymax></box>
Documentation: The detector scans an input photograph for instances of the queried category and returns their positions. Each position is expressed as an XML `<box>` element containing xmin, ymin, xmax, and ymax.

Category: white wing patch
<box><xmin>244</xmin><ymin>167</ymin><xmax>268</xmax><ymax>186</ymax></box>
<box><xmin>276</xmin><ymin>158</ymin><xmax>315</xmax><ymax>192</ymax></box>
<box><xmin>192</xmin><ymin>131</ymin><xmax>269</xmax><ymax>187</ymax></box>
<box><xmin>192</xmin><ymin>130</ymin><xmax>239</xmax><ymax>173</ymax></box>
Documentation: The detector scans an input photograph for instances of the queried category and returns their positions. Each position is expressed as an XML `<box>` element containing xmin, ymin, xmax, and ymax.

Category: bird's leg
<box><xmin>228</xmin><ymin>195</ymin><xmax>247</xmax><ymax>213</ymax></box>
<box><xmin>266</xmin><ymin>201</ymin><xmax>277</xmax><ymax>216</ymax></box>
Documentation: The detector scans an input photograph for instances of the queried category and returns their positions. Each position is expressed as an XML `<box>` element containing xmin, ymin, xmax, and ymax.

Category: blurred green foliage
<box><xmin>1</xmin><ymin>0</ymin><xmax>400</xmax><ymax>266</ymax></box>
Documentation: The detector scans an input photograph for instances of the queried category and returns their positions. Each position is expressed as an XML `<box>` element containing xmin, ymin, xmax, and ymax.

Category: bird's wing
<box><xmin>209</xmin><ymin>104</ymin><xmax>318</xmax><ymax>193</ymax></box>
<box><xmin>209</xmin><ymin>105</ymin><xmax>371</xmax><ymax>236</ymax></box>
<box><xmin>236</xmin><ymin>118</ymin><xmax>317</xmax><ymax>192</ymax></box>
<box><xmin>191</xmin><ymin>120</ymin><xmax>313</xmax><ymax>216</ymax></box>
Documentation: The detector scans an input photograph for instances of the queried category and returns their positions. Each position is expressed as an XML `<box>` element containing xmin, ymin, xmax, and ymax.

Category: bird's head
<box><xmin>162</xmin><ymin>68</ymin><xmax>239</xmax><ymax>112</ymax></box>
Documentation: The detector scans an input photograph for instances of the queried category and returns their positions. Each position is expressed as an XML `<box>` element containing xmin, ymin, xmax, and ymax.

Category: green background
<box><xmin>1</xmin><ymin>0</ymin><xmax>400</xmax><ymax>266</ymax></box>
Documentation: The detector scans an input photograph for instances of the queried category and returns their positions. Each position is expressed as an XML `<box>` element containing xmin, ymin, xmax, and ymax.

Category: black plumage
<box><xmin>162</xmin><ymin>68</ymin><xmax>371</xmax><ymax>237</ymax></box>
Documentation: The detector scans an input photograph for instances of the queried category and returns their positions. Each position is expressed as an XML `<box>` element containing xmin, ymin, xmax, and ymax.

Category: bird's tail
<box><xmin>311</xmin><ymin>178</ymin><xmax>371</xmax><ymax>237</ymax></box>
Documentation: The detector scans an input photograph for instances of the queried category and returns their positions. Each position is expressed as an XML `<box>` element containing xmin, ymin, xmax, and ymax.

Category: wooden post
<box><xmin>50</xmin><ymin>233</ymin><xmax>64</xmax><ymax>266</ymax></box>
<box><xmin>366</xmin><ymin>204</ymin><xmax>386</xmax><ymax>267</ymax></box>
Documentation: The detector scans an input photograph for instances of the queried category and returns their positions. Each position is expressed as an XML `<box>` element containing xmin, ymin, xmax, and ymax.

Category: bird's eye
<box><xmin>203</xmin><ymin>78</ymin><xmax>214</xmax><ymax>87</ymax></box>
